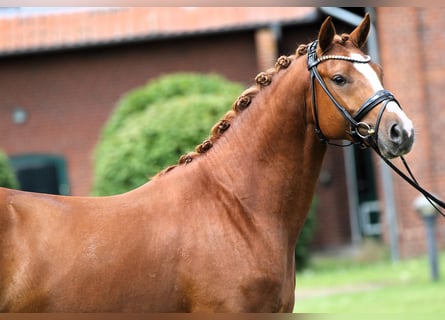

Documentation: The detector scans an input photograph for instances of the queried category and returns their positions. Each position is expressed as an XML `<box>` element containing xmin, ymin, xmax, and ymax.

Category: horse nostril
<box><xmin>389</xmin><ymin>123</ymin><xmax>402</xmax><ymax>143</ymax></box>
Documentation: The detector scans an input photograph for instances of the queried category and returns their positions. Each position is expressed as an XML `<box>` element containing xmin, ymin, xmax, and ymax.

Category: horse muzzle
<box><xmin>377</xmin><ymin>109</ymin><xmax>415</xmax><ymax>159</ymax></box>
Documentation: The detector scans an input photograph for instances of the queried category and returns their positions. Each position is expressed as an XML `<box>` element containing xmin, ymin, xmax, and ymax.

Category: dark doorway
<box><xmin>354</xmin><ymin>146</ymin><xmax>381</xmax><ymax>237</ymax></box>
<box><xmin>10</xmin><ymin>154</ymin><xmax>70</xmax><ymax>195</ymax></box>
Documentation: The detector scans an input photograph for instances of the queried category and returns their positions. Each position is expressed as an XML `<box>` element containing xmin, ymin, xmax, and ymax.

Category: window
<box><xmin>9</xmin><ymin>154</ymin><xmax>70</xmax><ymax>195</ymax></box>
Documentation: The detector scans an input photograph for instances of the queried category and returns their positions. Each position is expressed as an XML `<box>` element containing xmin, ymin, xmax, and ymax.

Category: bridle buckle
<box><xmin>355</xmin><ymin>122</ymin><xmax>375</xmax><ymax>140</ymax></box>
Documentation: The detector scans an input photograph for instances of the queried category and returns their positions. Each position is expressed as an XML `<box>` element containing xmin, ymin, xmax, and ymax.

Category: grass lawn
<box><xmin>293</xmin><ymin>248</ymin><xmax>445</xmax><ymax>314</ymax></box>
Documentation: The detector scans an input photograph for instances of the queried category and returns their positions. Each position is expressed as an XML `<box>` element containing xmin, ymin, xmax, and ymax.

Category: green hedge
<box><xmin>295</xmin><ymin>196</ymin><xmax>317</xmax><ymax>271</ymax></box>
<box><xmin>0</xmin><ymin>151</ymin><xmax>18</xmax><ymax>189</ymax></box>
<box><xmin>92</xmin><ymin>73</ymin><xmax>243</xmax><ymax>196</ymax></box>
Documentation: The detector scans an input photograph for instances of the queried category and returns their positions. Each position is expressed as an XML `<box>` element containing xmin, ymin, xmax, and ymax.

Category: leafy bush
<box><xmin>0</xmin><ymin>150</ymin><xmax>18</xmax><ymax>189</ymax></box>
<box><xmin>295</xmin><ymin>196</ymin><xmax>317</xmax><ymax>271</ymax></box>
<box><xmin>92</xmin><ymin>73</ymin><xmax>243</xmax><ymax>196</ymax></box>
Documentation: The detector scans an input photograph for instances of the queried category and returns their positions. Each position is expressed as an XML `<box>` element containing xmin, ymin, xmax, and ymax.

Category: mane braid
<box><xmin>153</xmin><ymin>47</ymin><xmax>309</xmax><ymax>179</ymax></box>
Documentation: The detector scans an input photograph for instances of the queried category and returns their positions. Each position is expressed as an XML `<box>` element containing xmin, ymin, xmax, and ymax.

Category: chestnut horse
<box><xmin>0</xmin><ymin>15</ymin><xmax>414</xmax><ymax>312</ymax></box>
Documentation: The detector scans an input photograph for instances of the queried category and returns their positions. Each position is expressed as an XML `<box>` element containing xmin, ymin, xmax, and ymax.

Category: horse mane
<box><xmin>153</xmin><ymin>43</ymin><xmax>313</xmax><ymax>179</ymax></box>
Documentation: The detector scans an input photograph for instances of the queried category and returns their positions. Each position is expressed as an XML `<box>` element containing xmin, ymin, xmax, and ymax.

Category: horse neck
<box><xmin>203</xmin><ymin>58</ymin><xmax>327</xmax><ymax>241</ymax></box>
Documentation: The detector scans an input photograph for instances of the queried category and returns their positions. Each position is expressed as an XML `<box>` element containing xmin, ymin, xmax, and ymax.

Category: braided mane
<box><xmin>154</xmin><ymin>44</ymin><xmax>311</xmax><ymax>178</ymax></box>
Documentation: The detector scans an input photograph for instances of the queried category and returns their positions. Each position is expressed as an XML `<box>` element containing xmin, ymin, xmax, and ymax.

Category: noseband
<box><xmin>307</xmin><ymin>40</ymin><xmax>399</xmax><ymax>147</ymax></box>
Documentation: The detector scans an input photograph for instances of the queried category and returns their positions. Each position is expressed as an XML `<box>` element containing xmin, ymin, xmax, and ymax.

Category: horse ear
<box><xmin>318</xmin><ymin>16</ymin><xmax>336</xmax><ymax>53</ymax></box>
<box><xmin>349</xmin><ymin>13</ymin><xmax>371</xmax><ymax>48</ymax></box>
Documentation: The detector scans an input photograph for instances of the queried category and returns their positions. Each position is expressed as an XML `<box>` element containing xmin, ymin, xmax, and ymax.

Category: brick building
<box><xmin>0</xmin><ymin>7</ymin><xmax>443</xmax><ymax>257</ymax></box>
<box><xmin>377</xmin><ymin>7</ymin><xmax>445</xmax><ymax>257</ymax></box>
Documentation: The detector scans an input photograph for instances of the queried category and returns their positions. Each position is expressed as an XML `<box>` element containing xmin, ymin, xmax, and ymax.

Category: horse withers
<box><xmin>0</xmin><ymin>14</ymin><xmax>414</xmax><ymax>312</ymax></box>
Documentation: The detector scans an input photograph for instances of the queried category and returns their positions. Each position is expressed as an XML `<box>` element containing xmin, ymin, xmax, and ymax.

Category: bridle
<box><xmin>307</xmin><ymin>40</ymin><xmax>445</xmax><ymax>217</ymax></box>
<box><xmin>307</xmin><ymin>40</ymin><xmax>397</xmax><ymax>147</ymax></box>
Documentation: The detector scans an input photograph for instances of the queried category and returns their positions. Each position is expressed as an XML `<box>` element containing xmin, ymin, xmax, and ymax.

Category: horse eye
<box><xmin>332</xmin><ymin>75</ymin><xmax>347</xmax><ymax>86</ymax></box>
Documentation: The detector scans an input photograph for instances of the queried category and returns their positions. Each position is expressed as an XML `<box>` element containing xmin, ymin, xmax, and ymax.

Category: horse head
<box><xmin>309</xmin><ymin>14</ymin><xmax>414</xmax><ymax>159</ymax></box>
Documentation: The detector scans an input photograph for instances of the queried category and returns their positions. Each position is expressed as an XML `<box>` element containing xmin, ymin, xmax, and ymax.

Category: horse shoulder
<box><xmin>0</xmin><ymin>188</ymin><xmax>49</xmax><ymax>311</ymax></box>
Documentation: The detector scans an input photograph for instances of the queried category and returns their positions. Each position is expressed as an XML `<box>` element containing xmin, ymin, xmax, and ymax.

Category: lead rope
<box><xmin>370</xmin><ymin>142</ymin><xmax>445</xmax><ymax>218</ymax></box>
<box><xmin>369</xmin><ymin>103</ymin><xmax>445</xmax><ymax>217</ymax></box>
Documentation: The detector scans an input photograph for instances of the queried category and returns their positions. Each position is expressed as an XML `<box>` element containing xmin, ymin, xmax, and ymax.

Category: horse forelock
<box><xmin>153</xmin><ymin>44</ymin><xmax>312</xmax><ymax>179</ymax></box>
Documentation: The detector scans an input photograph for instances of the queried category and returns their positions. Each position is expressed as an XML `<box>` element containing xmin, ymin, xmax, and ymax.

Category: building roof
<box><xmin>0</xmin><ymin>7</ymin><xmax>318</xmax><ymax>56</ymax></box>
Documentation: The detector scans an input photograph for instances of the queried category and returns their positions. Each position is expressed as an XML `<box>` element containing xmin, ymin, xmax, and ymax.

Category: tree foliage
<box><xmin>0</xmin><ymin>150</ymin><xmax>18</xmax><ymax>189</ymax></box>
<box><xmin>92</xmin><ymin>73</ymin><xmax>243</xmax><ymax>196</ymax></box>
<box><xmin>295</xmin><ymin>197</ymin><xmax>317</xmax><ymax>271</ymax></box>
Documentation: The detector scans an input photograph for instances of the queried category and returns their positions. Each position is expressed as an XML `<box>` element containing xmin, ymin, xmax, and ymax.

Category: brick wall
<box><xmin>376</xmin><ymin>7</ymin><xmax>445</xmax><ymax>257</ymax></box>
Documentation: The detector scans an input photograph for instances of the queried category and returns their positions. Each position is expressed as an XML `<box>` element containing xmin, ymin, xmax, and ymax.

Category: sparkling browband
<box><xmin>316</xmin><ymin>54</ymin><xmax>371</xmax><ymax>64</ymax></box>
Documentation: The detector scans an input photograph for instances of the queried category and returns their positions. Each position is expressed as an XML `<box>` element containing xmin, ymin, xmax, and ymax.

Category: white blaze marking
<box><xmin>351</xmin><ymin>53</ymin><xmax>414</xmax><ymax>136</ymax></box>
